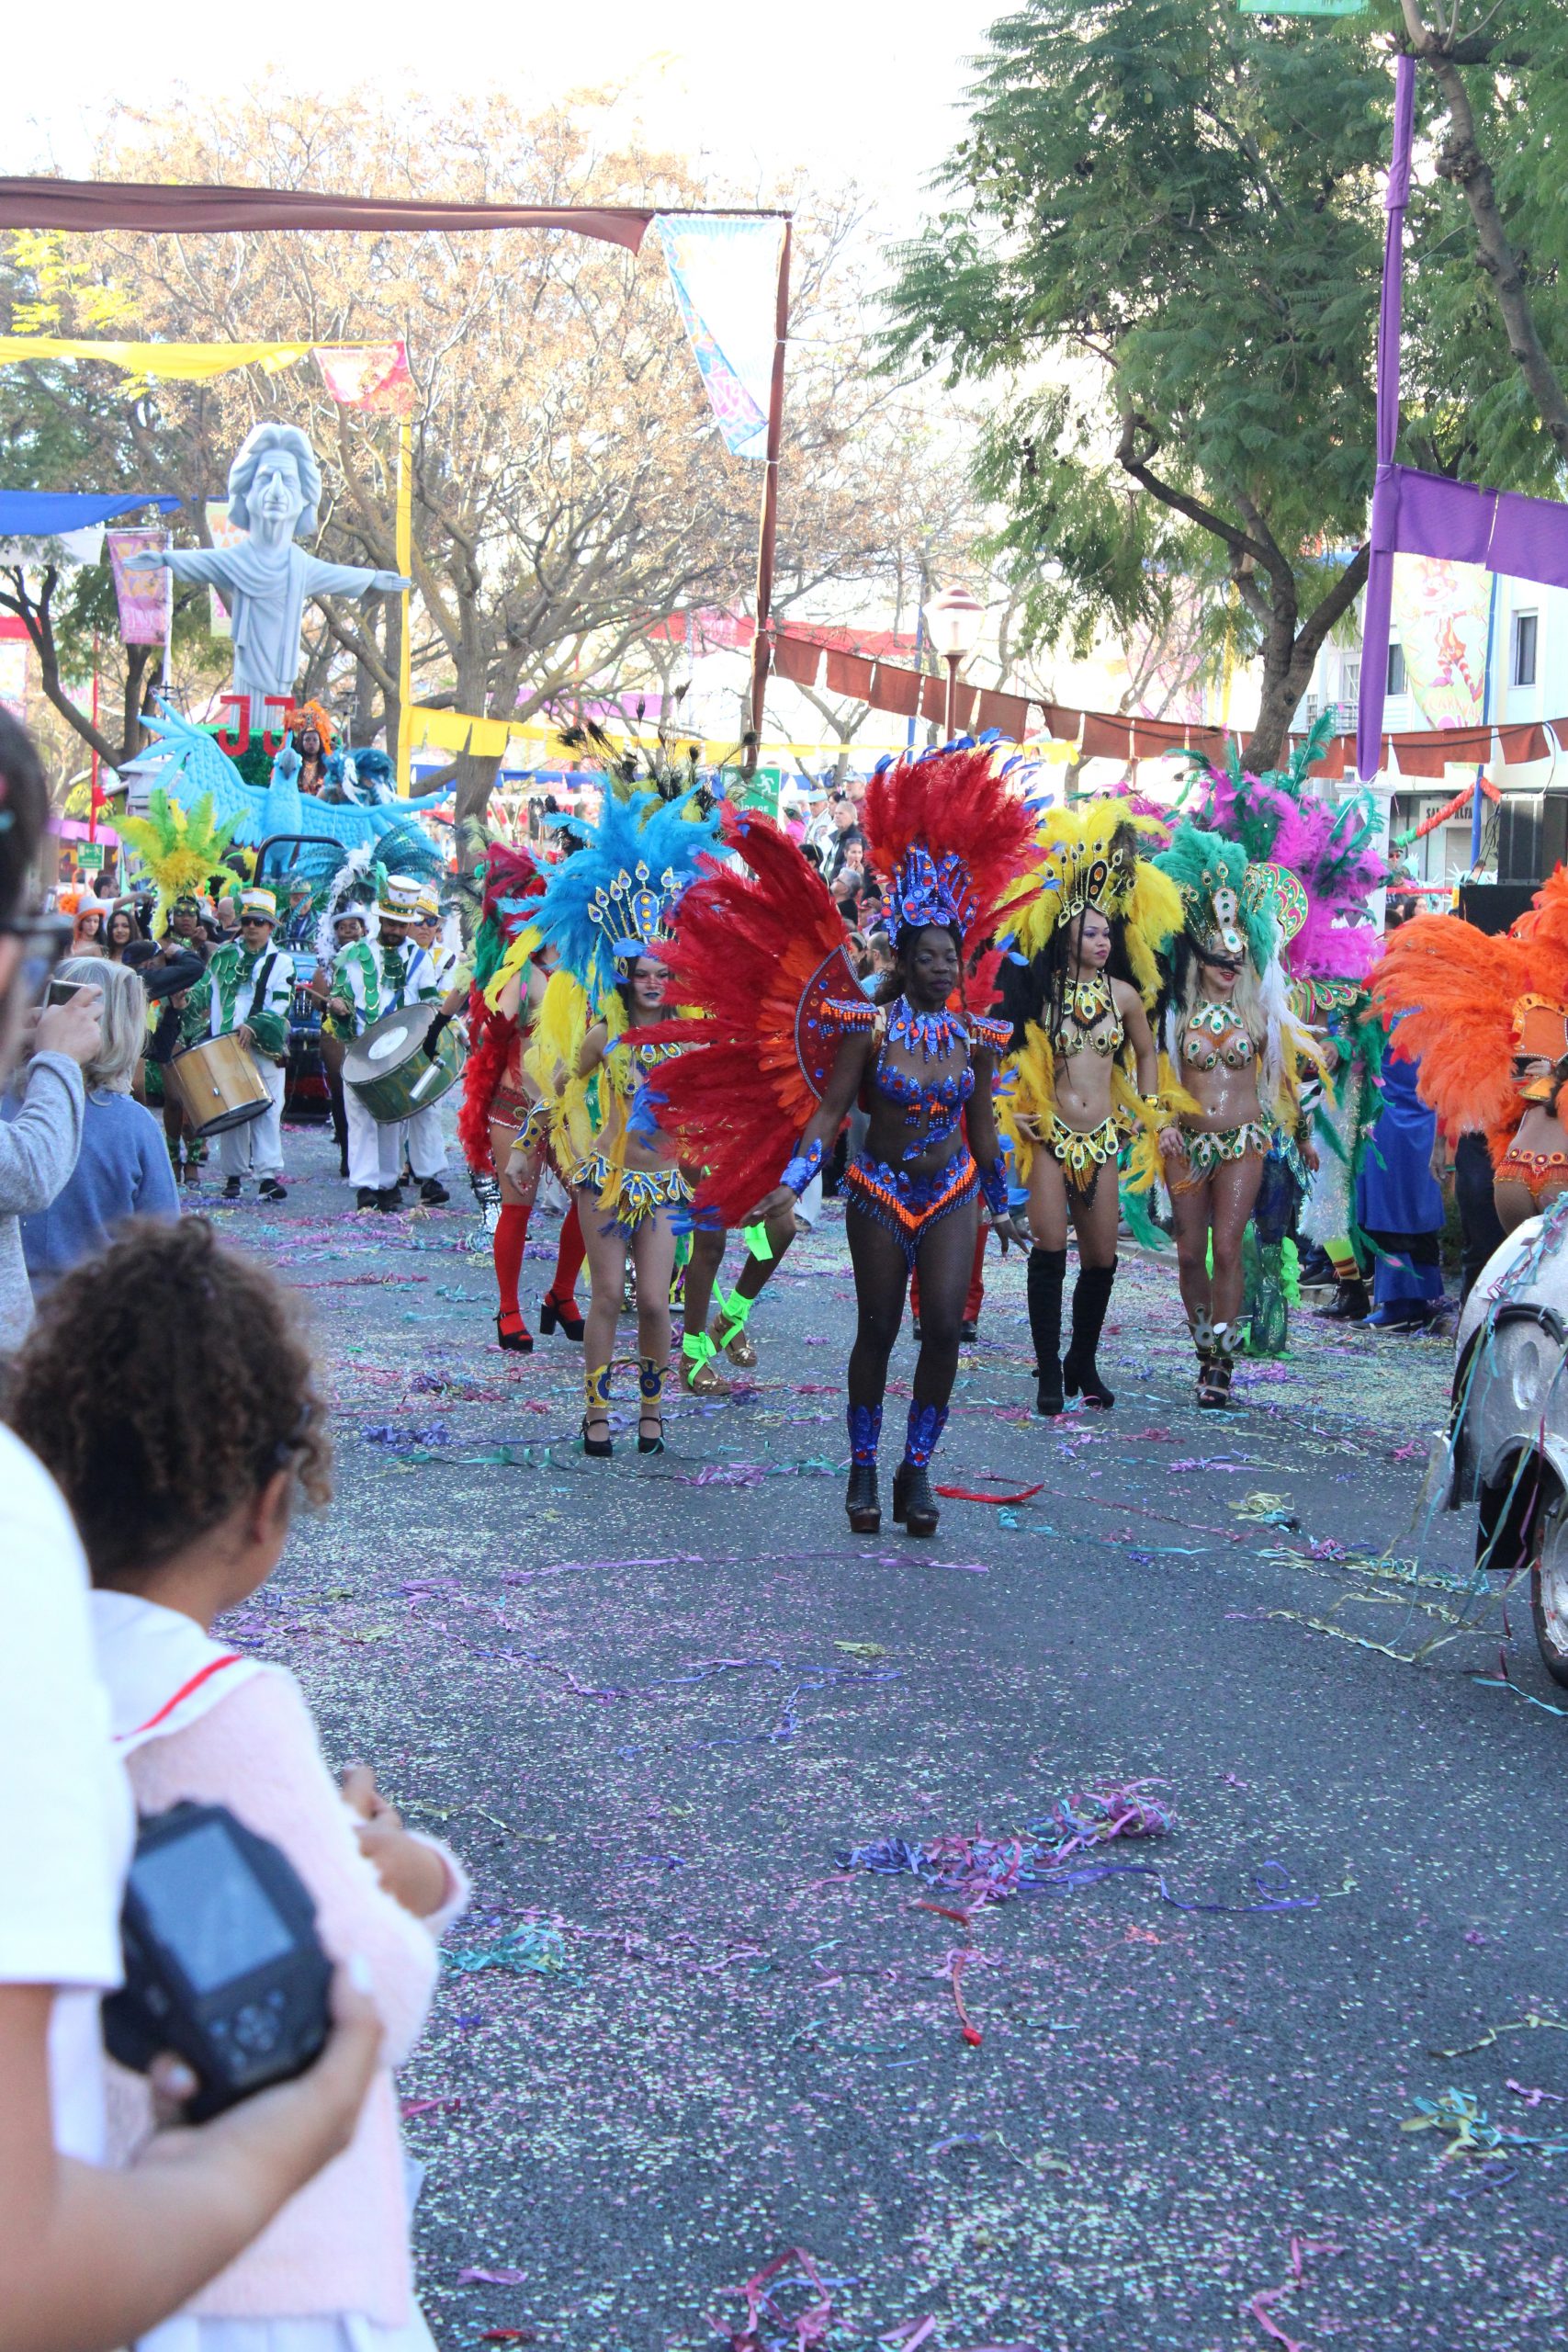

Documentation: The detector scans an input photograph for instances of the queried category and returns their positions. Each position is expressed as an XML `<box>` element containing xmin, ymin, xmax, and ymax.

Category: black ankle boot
<box><xmin>846</xmin><ymin>1460</ymin><xmax>881</xmax><ymax>1532</ymax></box>
<box><xmin>1027</xmin><ymin>1245</ymin><xmax>1067</xmax><ymax>1418</ymax></box>
<box><xmin>1063</xmin><ymin>1258</ymin><xmax>1118</xmax><ymax>1408</ymax></box>
<box><xmin>892</xmin><ymin>1461</ymin><xmax>939</xmax><ymax>1537</ymax></box>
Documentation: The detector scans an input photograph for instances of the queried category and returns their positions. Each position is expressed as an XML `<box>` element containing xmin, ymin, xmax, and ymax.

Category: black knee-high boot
<box><xmin>1064</xmin><ymin>1257</ymin><xmax>1117</xmax><ymax>1408</ymax></box>
<box><xmin>1028</xmin><ymin>1246</ymin><xmax>1067</xmax><ymax>1416</ymax></box>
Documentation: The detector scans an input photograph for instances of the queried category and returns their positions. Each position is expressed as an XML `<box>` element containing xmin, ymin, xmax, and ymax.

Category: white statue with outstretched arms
<box><xmin>128</xmin><ymin>420</ymin><xmax>409</xmax><ymax>707</ymax></box>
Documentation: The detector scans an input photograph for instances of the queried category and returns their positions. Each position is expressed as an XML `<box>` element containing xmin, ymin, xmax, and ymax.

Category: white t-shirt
<box><xmin>0</xmin><ymin>1427</ymin><xmax>133</xmax><ymax>2158</ymax></box>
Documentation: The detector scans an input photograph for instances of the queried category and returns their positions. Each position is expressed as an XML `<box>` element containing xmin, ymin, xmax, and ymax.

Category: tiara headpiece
<box><xmin>886</xmin><ymin>845</ymin><xmax>976</xmax><ymax>939</ymax></box>
<box><xmin>589</xmin><ymin>860</ymin><xmax>681</xmax><ymax>960</ymax></box>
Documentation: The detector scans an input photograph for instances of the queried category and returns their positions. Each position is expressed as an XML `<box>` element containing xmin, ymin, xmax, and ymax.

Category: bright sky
<box><xmin>6</xmin><ymin>0</ymin><xmax>998</xmax><ymax>232</ymax></box>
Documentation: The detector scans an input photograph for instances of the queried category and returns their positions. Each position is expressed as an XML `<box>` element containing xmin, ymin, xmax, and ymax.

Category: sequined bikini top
<box><xmin>822</xmin><ymin>994</ymin><xmax>1010</xmax><ymax>1164</ymax></box>
<box><xmin>1053</xmin><ymin>972</ymin><xmax>1124</xmax><ymax>1062</ymax></box>
<box><xmin>1181</xmin><ymin>1000</ymin><xmax>1256</xmax><ymax>1071</ymax></box>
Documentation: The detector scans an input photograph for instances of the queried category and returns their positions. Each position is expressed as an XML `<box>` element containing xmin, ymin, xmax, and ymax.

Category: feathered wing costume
<box><xmin>645</xmin><ymin>804</ymin><xmax>859</xmax><ymax>1226</ymax></box>
<box><xmin>1370</xmin><ymin>869</ymin><xmax>1568</xmax><ymax>1173</ymax></box>
<box><xmin>998</xmin><ymin>800</ymin><xmax>1186</xmax><ymax>1199</ymax></box>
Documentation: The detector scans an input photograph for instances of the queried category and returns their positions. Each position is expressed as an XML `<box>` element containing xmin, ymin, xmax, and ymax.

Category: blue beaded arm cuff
<box><xmin>780</xmin><ymin>1136</ymin><xmax>825</xmax><ymax>1197</ymax></box>
<box><xmin>968</xmin><ymin>1013</ymin><xmax>1013</xmax><ymax>1056</ymax></box>
<box><xmin>978</xmin><ymin>1157</ymin><xmax>1009</xmax><ymax>1218</ymax></box>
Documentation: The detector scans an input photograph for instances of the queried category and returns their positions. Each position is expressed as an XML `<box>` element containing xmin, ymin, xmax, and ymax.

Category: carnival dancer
<box><xmin>1370</xmin><ymin>868</ymin><xmax>1568</xmax><ymax>1236</ymax></box>
<box><xmin>1185</xmin><ymin>717</ymin><xmax>1387</xmax><ymax>1338</ymax></box>
<box><xmin>998</xmin><ymin>803</ymin><xmax>1181</xmax><ymax>1415</ymax></box>
<box><xmin>1152</xmin><ymin>825</ymin><xmax>1317</xmax><ymax>1408</ymax></box>
<box><xmin>516</xmin><ymin>792</ymin><xmax>720</xmax><ymax>1452</ymax></box>
<box><xmin>325</xmin><ymin>875</ymin><xmax>439</xmax><ymax>1211</ymax></box>
<box><xmin>651</xmin><ymin>750</ymin><xmax>1033</xmax><ymax>1537</ymax></box>
<box><xmin>180</xmin><ymin>884</ymin><xmax>294</xmax><ymax>1203</ymax></box>
<box><xmin>285</xmin><ymin>700</ymin><xmax>339</xmax><ymax>797</ymax></box>
<box><xmin>457</xmin><ymin>842</ymin><xmax>587</xmax><ymax>1353</ymax></box>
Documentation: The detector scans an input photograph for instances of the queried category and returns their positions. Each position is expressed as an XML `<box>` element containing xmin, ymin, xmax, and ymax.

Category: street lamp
<box><xmin>923</xmin><ymin>583</ymin><xmax>986</xmax><ymax>738</ymax></box>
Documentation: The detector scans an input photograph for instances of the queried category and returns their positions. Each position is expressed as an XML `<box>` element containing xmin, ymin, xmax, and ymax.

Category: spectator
<box><xmin>14</xmin><ymin>1218</ymin><xmax>468</xmax><ymax>2352</ymax></box>
<box><xmin>831</xmin><ymin>838</ymin><xmax>870</xmax><ymax>920</ymax></box>
<box><xmin>0</xmin><ymin>950</ymin><xmax>102</xmax><ymax>1358</ymax></box>
<box><xmin>102</xmin><ymin>908</ymin><xmax>139</xmax><ymax>964</ymax></box>
<box><xmin>0</xmin><ymin>707</ymin><xmax>382</xmax><ymax>2352</ymax></box>
<box><xmin>826</xmin><ymin>794</ymin><xmax>865</xmax><ymax>880</ymax></box>
<box><xmin>71</xmin><ymin>898</ymin><xmax>108</xmax><ymax>958</ymax></box>
<box><xmin>15</xmin><ymin>959</ymin><xmax>179</xmax><ymax>1303</ymax></box>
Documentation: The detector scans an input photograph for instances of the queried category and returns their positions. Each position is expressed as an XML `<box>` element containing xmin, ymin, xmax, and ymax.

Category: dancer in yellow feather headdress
<box><xmin>997</xmin><ymin>801</ymin><xmax>1185</xmax><ymax>1418</ymax></box>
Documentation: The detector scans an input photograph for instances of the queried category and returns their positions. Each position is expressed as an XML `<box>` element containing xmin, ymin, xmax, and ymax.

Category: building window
<box><xmin>1387</xmin><ymin>642</ymin><xmax>1406</xmax><ymax>696</ymax></box>
<box><xmin>1515</xmin><ymin>611</ymin><xmax>1539</xmax><ymax>687</ymax></box>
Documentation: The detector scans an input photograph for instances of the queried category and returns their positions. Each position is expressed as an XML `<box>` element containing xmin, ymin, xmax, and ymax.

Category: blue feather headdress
<box><xmin>529</xmin><ymin>788</ymin><xmax>721</xmax><ymax>1009</ymax></box>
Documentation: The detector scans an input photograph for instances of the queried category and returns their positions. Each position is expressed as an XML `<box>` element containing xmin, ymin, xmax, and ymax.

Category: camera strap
<box><xmin>90</xmin><ymin>1589</ymin><xmax>267</xmax><ymax>1756</ymax></box>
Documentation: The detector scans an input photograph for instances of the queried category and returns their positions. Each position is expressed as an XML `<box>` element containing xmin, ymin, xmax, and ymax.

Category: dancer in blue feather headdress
<box><xmin>497</xmin><ymin>786</ymin><xmax>720</xmax><ymax>1459</ymax></box>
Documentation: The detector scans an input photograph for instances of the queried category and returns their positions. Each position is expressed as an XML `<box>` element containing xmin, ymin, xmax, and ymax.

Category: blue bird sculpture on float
<box><xmin>141</xmin><ymin>704</ymin><xmax>450</xmax><ymax>882</ymax></box>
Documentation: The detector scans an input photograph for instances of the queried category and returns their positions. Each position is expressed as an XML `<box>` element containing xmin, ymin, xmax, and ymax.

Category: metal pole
<box><xmin>1472</xmin><ymin>571</ymin><xmax>1499</xmax><ymax>870</ymax></box>
<box><xmin>747</xmin><ymin>220</ymin><xmax>793</xmax><ymax>769</ymax></box>
<box><xmin>907</xmin><ymin>589</ymin><xmax>925</xmax><ymax>756</ymax></box>
<box><xmin>944</xmin><ymin>652</ymin><xmax>959</xmax><ymax>739</ymax></box>
<box><xmin>396</xmin><ymin>416</ymin><xmax>413</xmax><ymax>797</ymax></box>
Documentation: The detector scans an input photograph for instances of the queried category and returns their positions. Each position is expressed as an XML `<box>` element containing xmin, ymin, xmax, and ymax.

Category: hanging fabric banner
<box><xmin>314</xmin><ymin>342</ymin><xmax>416</xmax><ymax>416</ymax></box>
<box><xmin>653</xmin><ymin>215</ymin><xmax>784</xmax><ymax>459</ymax></box>
<box><xmin>106</xmin><ymin>527</ymin><xmax>172</xmax><ymax>645</ymax></box>
<box><xmin>1237</xmin><ymin>1</ymin><xmax>1363</xmax><ymax>13</ymax></box>
<box><xmin>0</xmin><ymin>616</ymin><xmax>27</xmax><ymax>721</ymax></box>
<box><xmin>1388</xmin><ymin>556</ymin><xmax>1491</xmax><ymax>732</ymax></box>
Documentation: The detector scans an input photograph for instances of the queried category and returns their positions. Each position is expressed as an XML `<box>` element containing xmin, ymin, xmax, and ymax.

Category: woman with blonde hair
<box><xmin>14</xmin><ymin>957</ymin><xmax>178</xmax><ymax>1301</ymax></box>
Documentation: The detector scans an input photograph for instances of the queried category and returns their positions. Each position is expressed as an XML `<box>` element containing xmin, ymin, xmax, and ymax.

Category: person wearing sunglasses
<box><xmin>179</xmin><ymin>887</ymin><xmax>294</xmax><ymax>1204</ymax></box>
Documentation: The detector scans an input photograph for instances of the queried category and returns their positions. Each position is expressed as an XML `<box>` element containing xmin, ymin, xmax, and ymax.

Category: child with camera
<box><xmin>11</xmin><ymin>1215</ymin><xmax>468</xmax><ymax>2352</ymax></box>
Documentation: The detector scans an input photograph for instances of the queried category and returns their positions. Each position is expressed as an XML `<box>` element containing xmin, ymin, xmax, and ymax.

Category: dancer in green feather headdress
<box><xmin>1152</xmin><ymin>821</ymin><xmax>1320</xmax><ymax>1408</ymax></box>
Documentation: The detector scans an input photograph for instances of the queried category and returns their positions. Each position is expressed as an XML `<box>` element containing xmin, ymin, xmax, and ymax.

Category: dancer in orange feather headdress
<box><xmin>651</xmin><ymin>746</ymin><xmax>1035</xmax><ymax>1539</ymax></box>
<box><xmin>1371</xmin><ymin>868</ymin><xmax>1568</xmax><ymax>1233</ymax></box>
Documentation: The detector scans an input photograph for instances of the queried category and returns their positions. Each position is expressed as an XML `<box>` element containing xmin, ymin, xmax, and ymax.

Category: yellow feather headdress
<box><xmin>1011</xmin><ymin>802</ymin><xmax>1182</xmax><ymax>1004</ymax></box>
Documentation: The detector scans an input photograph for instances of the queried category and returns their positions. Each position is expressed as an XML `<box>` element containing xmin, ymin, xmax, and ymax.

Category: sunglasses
<box><xmin>240</xmin><ymin>914</ymin><xmax>274</xmax><ymax>926</ymax></box>
<box><xmin>0</xmin><ymin>913</ymin><xmax>74</xmax><ymax>1005</ymax></box>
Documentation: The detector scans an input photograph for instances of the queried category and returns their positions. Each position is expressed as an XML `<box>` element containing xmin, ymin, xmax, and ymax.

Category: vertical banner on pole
<box><xmin>203</xmin><ymin>500</ymin><xmax>246</xmax><ymax>637</ymax></box>
<box><xmin>313</xmin><ymin>345</ymin><xmax>418</xmax><ymax>795</ymax></box>
<box><xmin>0</xmin><ymin>616</ymin><xmax>28</xmax><ymax>721</ymax></box>
<box><xmin>106</xmin><ymin>527</ymin><xmax>172</xmax><ymax>643</ymax></box>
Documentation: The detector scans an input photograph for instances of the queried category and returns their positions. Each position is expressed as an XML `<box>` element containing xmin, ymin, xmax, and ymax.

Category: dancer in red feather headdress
<box><xmin>652</xmin><ymin>746</ymin><xmax>1034</xmax><ymax>1539</ymax></box>
<box><xmin>459</xmin><ymin>841</ymin><xmax>587</xmax><ymax>1353</ymax></box>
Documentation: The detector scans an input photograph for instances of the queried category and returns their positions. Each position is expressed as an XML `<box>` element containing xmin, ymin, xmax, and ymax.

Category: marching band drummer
<box><xmin>402</xmin><ymin>886</ymin><xmax>461</xmax><ymax>1205</ymax></box>
<box><xmin>179</xmin><ymin>885</ymin><xmax>294</xmax><ymax>1204</ymax></box>
<box><xmin>326</xmin><ymin>875</ymin><xmax>441</xmax><ymax>1213</ymax></box>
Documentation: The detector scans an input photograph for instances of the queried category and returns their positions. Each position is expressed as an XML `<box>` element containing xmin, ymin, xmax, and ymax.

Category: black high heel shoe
<box><xmin>892</xmin><ymin>1462</ymin><xmax>940</xmax><ymax>1538</ymax></box>
<box><xmin>1034</xmin><ymin>1357</ymin><xmax>1065</xmax><ymax>1417</ymax></box>
<box><xmin>582</xmin><ymin>1363</ymin><xmax>613</xmax><ymax>1455</ymax></box>
<box><xmin>1063</xmin><ymin>1352</ymin><xmax>1114</xmax><ymax>1408</ymax></box>
<box><xmin>637</xmin><ymin>1357</ymin><xmax>666</xmax><ymax>1454</ymax></box>
<box><xmin>846</xmin><ymin>1460</ymin><xmax>881</xmax><ymax>1532</ymax></box>
<box><xmin>496</xmin><ymin>1311</ymin><xmax>534</xmax><ymax>1354</ymax></box>
<box><xmin>539</xmin><ymin>1293</ymin><xmax>586</xmax><ymax>1342</ymax></box>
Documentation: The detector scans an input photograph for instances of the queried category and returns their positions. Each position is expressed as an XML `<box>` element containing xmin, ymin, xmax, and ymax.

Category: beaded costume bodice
<box><xmin>1052</xmin><ymin>972</ymin><xmax>1124</xmax><ymax>1063</ymax></box>
<box><xmin>1181</xmin><ymin>999</ymin><xmax>1255</xmax><ymax>1072</ymax></box>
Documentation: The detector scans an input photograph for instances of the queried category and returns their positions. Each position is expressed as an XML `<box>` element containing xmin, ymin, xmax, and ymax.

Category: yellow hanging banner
<box><xmin>0</xmin><ymin>337</ymin><xmax>319</xmax><ymax>379</ymax></box>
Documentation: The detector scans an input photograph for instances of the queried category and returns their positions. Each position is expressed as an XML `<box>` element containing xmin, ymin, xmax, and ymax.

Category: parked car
<box><xmin>1439</xmin><ymin>1213</ymin><xmax>1568</xmax><ymax>1686</ymax></box>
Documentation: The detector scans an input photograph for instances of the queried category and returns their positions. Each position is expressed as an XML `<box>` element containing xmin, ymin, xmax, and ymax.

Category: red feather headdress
<box><xmin>861</xmin><ymin>747</ymin><xmax>1037</xmax><ymax>956</ymax></box>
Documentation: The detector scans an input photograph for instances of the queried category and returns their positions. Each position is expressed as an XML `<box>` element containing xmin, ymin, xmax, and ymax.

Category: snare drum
<box><xmin>166</xmin><ymin>1033</ymin><xmax>272</xmax><ymax>1136</ymax></box>
<box><xmin>344</xmin><ymin>1004</ymin><xmax>464</xmax><ymax>1125</ymax></box>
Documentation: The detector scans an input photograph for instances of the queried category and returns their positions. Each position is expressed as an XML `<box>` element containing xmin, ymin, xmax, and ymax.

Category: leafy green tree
<box><xmin>883</xmin><ymin>0</ymin><xmax>1489</xmax><ymax>765</ymax></box>
<box><xmin>1399</xmin><ymin>0</ymin><xmax>1568</xmax><ymax>469</ymax></box>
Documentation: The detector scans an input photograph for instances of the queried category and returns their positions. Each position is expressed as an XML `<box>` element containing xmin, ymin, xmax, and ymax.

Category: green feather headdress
<box><xmin>1153</xmin><ymin>822</ymin><xmax>1276</xmax><ymax>974</ymax></box>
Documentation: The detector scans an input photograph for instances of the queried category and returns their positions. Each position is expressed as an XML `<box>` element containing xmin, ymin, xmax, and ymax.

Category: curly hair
<box><xmin>8</xmin><ymin>1218</ymin><xmax>332</xmax><ymax>1584</ymax></box>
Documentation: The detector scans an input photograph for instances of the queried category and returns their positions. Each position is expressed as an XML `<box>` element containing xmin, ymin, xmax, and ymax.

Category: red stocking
<box><xmin>547</xmin><ymin>1198</ymin><xmax>585</xmax><ymax>1309</ymax></box>
<box><xmin>494</xmin><ymin>1203</ymin><xmax>530</xmax><ymax>1329</ymax></box>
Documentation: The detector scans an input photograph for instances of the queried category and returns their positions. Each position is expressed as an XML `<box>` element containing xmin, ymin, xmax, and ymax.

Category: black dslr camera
<box><xmin>103</xmin><ymin>1803</ymin><xmax>333</xmax><ymax>2120</ymax></box>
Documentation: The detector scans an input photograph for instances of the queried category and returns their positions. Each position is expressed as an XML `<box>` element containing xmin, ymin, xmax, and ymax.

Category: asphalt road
<box><xmin>213</xmin><ymin>1120</ymin><xmax>1567</xmax><ymax>2351</ymax></box>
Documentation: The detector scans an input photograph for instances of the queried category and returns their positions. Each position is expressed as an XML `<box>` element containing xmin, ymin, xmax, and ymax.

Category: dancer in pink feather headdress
<box><xmin>1182</xmin><ymin>713</ymin><xmax>1390</xmax><ymax>1338</ymax></box>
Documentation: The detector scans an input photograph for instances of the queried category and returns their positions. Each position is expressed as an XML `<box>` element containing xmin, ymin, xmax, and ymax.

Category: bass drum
<box><xmin>344</xmin><ymin>1003</ymin><xmax>464</xmax><ymax>1125</ymax></box>
<box><xmin>166</xmin><ymin>1033</ymin><xmax>271</xmax><ymax>1136</ymax></box>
